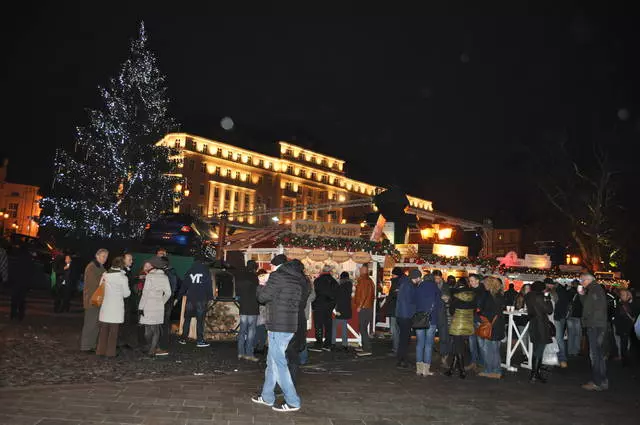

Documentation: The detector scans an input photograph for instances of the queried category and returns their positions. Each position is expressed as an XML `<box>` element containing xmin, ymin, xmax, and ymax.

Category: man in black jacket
<box><xmin>579</xmin><ymin>273</ymin><xmax>609</xmax><ymax>391</ymax></box>
<box><xmin>285</xmin><ymin>260</ymin><xmax>311</xmax><ymax>386</ymax></box>
<box><xmin>235</xmin><ymin>260</ymin><xmax>260</xmax><ymax>361</ymax></box>
<box><xmin>311</xmin><ymin>265</ymin><xmax>338</xmax><ymax>352</ymax></box>
<box><xmin>332</xmin><ymin>271</ymin><xmax>353</xmax><ymax>350</ymax></box>
<box><xmin>252</xmin><ymin>255</ymin><xmax>302</xmax><ymax>413</ymax></box>
<box><xmin>387</xmin><ymin>267</ymin><xmax>403</xmax><ymax>355</ymax></box>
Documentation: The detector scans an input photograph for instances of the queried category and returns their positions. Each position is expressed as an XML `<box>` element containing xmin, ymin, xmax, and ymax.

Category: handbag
<box><xmin>412</xmin><ymin>311</ymin><xmax>431</xmax><ymax>329</ymax></box>
<box><xmin>90</xmin><ymin>275</ymin><xmax>106</xmax><ymax>307</ymax></box>
<box><xmin>412</xmin><ymin>300</ymin><xmax>435</xmax><ymax>329</ymax></box>
<box><xmin>475</xmin><ymin>315</ymin><xmax>497</xmax><ymax>340</ymax></box>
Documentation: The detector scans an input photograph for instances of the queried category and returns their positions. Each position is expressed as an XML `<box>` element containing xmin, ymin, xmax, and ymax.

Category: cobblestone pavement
<box><xmin>2</xmin><ymin>292</ymin><xmax>640</xmax><ymax>424</ymax></box>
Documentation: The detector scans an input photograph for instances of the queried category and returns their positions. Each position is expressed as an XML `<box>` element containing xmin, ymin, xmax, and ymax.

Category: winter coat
<box><xmin>99</xmin><ymin>268</ymin><xmax>131</xmax><ymax>324</ymax></box>
<box><xmin>83</xmin><ymin>260</ymin><xmax>105</xmax><ymax>310</ymax></box>
<box><xmin>449</xmin><ymin>288</ymin><xmax>476</xmax><ymax>336</ymax></box>
<box><xmin>256</xmin><ymin>261</ymin><xmax>304</xmax><ymax>333</ymax></box>
<box><xmin>290</xmin><ymin>274</ymin><xmax>311</xmax><ymax>353</ymax></box>
<box><xmin>312</xmin><ymin>273</ymin><xmax>338</xmax><ymax>311</ymax></box>
<box><xmin>139</xmin><ymin>269</ymin><xmax>172</xmax><ymax>325</ymax></box>
<box><xmin>335</xmin><ymin>278</ymin><xmax>353</xmax><ymax>320</ymax></box>
<box><xmin>395</xmin><ymin>276</ymin><xmax>415</xmax><ymax>319</ymax></box>
<box><xmin>553</xmin><ymin>285</ymin><xmax>573</xmax><ymax>320</ymax></box>
<box><xmin>234</xmin><ymin>268</ymin><xmax>260</xmax><ymax>315</ymax></box>
<box><xmin>615</xmin><ymin>301</ymin><xmax>640</xmax><ymax>336</ymax></box>
<box><xmin>387</xmin><ymin>276</ymin><xmax>400</xmax><ymax>317</ymax></box>
<box><xmin>354</xmin><ymin>275</ymin><xmax>375</xmax><ymax>310</ymax></box>
<box><xmin>525</xmin><ymin>291</ymin><xmax>554</xmax><ymax>345</ymax></box>
<box><xmin>581</xmin><ymin>283</ymin><xmax>608</xmax><ymax>328</ymax></box>
<box><xmin>415</xmin><ymin>279</ymin><xmax>440</xmax><ymax>328</ymax></box>
<box><xmin>178</xmin><ymin>261</ymin><xmax>213</xmax><ymax>305</ymax></box>
<box><xmin>478</xmin><ymin>292</ymin><xmax>506</xmax><ymax>341</ymax></box>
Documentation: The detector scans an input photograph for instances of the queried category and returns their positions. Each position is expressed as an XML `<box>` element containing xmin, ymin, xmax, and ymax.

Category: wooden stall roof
<box><xmin>223</xmin><ymin>226</ymin><xmax>288</xmax><ymax>251</ymax></box>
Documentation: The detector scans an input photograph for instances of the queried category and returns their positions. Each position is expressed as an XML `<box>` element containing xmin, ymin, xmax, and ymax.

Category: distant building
<box><xmin>491</xmin><ymin>228</ymin><xmax>522</xmax><ymax>256</ymax></box>
<box><xmin>0</xmin><ymin>159</ymin><xmax>42</xmax><ymax>238</ymax></box>
<box><xmin>156</xmin><ymin>133</ymin><xmax>434</xmax><ymax>226</ymax></box>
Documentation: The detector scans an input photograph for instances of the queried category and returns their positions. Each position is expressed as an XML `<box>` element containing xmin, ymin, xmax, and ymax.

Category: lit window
<box><xmin>8</xmin><ymin>203</ymin><xmax>19</xmax><ymax>218</ymax></box>
<box><xmin>199</xmin><ymin>184</ymin><xmax>205</xmax><ymax>196</ymax></box>
<box><xmin>214</xmin><ymin>187</ymin><xmax>220</xmax><ymax>199</ymax></box>
<box><xmin>200</xmin><ymin>162</ymin><xmax>206</xmax><ymax>173</ymax></box>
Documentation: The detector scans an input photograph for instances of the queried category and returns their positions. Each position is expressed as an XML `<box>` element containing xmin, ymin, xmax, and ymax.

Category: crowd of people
<box><xmin>3</xmin><ymin>241</ymin><xmax>640</xmax><ymax>412</ymax></box>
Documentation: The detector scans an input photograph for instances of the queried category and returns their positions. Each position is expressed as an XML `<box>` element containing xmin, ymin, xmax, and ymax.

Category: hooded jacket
<box><xmin>312</xmin><ymin>272</ymin><xmax>338</xmax><ymax>311</ymax></box>
<box><xmin>257</xmin><ymin>261</ymin><xmax>304</xmax><ymax>333</ymax></box>
<box><xmin>395</xmin><ymin>275</ymin><xmax>415</xmax><ymax>319</ymax></box>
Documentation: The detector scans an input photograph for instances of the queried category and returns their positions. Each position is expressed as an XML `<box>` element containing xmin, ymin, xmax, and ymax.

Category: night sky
<box><xmin>3</xmin><ymin>6</ymin><xmax>639</xmax><ymax>248</ymax></box>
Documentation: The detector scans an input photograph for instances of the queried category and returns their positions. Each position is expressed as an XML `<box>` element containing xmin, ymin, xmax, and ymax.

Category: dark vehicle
<box><xmin>9</xmin><ymin>234</ymin><xmax>60</xmax><ymax>273</ymax></box>
<box><xmin>142</xmin><ymin>213</ymin><xmax>216</xmax><ymax>257</ymax></box>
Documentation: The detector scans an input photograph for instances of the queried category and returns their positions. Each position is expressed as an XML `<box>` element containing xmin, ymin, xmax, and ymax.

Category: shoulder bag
<box><xmin>90</xmin><ymin>274</ymin><xmax>106</xmax><ymax>307</ymax></box>
<box><xmin>475</xmin><ymin>314</ymin><xmax>497</xmax><ymax>339</ymax></box>
<box><xmin>412</xmin><ymin>300</ymin><xmax>435</xmax><ymax>329</ymax></box>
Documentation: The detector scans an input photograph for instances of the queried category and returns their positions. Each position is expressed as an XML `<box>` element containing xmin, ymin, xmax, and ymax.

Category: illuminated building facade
<box><xmin>0</xmin><ymin>159</ymin><xmax>42</xmax><ymax>237</ymax></box>
<box><xmin>157</xmin><ymin>133</ymin><xmax>434</xmax><ymax>226</ymax></box>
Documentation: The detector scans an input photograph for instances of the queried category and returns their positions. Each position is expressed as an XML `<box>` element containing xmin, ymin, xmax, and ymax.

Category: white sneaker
<box><xmin>272</xmin><ymin>403</ymin><xmax>300</xmax><ymax>412</ymax></box>
<box><xmin>251</xmin><ymin>395</ymin><xmax>273</xmax><ymax>407</ymax></box>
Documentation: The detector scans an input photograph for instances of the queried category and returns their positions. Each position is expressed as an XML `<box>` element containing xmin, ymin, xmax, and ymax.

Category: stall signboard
<box><xmin>308</xmin><ymin>250</ymin><xmax>330</xmax><ymax>262</ymax></box>
<box><xmin>352</xmin><ymin>252</ymin><xmax>372</xmax><ymax>264</ymax></box>
<box><xmin>284</xmin><ymin>247</ymin><xmax>307</xmax><ymax>260</ymax></box>
<box><xmin>433</xmin><ymin>243</ymin><xmax>469</xmax><ymax>258</ymax></box>
<box><xmin>331</xmin><ymin>251</ymin><xmax>351</xmax><ymax>263</ymax></box>
<box><xmin>292</xmin><ymin>220</ymin><xmax>360</xmax><ymax>239</ymax></box>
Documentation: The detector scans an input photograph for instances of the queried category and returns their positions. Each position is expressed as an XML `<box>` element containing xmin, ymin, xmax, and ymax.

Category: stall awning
<box><xmin>224</xmin><ymin>227</ymin><xmax>288</xmax><ymax>251</ymax></box>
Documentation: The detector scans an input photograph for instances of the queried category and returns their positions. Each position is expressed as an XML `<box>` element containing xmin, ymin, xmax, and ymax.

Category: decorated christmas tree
<box><xmin>41</xmin><ymin>22</ymin><xmax>179</xmax><ymax>238</ymax></box>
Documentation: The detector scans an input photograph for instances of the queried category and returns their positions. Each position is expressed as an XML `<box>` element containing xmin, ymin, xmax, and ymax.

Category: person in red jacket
<box><xmin>354</xmin><ymin>264</ymin><xmax>375</xmax><ymax>356</ymax></box>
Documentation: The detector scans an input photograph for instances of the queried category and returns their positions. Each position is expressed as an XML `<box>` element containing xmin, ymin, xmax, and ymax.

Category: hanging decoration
<box><xmin>275</xmin><ymin>232</ymin><xmax>399</xmax><ymax>256</ymax></box>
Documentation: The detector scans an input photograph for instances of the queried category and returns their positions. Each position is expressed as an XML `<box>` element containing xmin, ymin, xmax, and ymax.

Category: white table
<box><xmin>501</xmin><ymin>310</ymin><xmax>533</xmax><ymax>372</ymax></box>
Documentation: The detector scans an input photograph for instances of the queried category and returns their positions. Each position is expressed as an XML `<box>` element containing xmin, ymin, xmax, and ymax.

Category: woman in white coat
<box><xmin>96</xmin><ymin>257</ymin><xmax>131</xmax><ymax>357</ymax></box>
<box><xmin>139</xmin><ymin>261</ymin><xmax>172</xmax><ymax>356</ymax></box>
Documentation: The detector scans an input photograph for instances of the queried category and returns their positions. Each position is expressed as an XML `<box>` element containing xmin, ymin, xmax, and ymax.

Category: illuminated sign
<box><xmin>291</xmin><ymin>220</ymin><xmax>360</xmax><ymax>239</ymax></box>
<box><xmin>432</xmin><ymin>243</ymin><xmax>469</xmax><ymax>258</ymax></box>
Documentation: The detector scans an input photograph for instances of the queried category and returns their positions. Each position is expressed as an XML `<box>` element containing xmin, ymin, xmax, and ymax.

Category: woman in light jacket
<box><xmin>96</xmin><ymin>257</ymin><xmax>131</xmax><ymax>357</ymax></box>
<box><xmin>139</xmin><ymin>263</ymin><xmax>172</xmax><ymax>356</ymax></box>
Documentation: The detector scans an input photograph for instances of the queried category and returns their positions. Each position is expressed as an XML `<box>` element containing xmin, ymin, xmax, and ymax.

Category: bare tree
<box><xmin>536</xmin><ymin>137</ymin><xmax>621</xmax><ymax>271</ymax></box>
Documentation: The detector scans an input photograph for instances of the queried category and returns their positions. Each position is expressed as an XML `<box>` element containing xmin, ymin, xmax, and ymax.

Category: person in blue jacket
<box><xmin>413</xmin><ymin>272</ymin><xmax>441</xmax><ymax>377</ymax></box>
<box><xmin>395</xmin><ymin>269</ymin><xmax>417</xmax><ymax>369</ymax></box>
<box><xmin>178</xmin><ymin>259</ymin><xmax>213</xmax><ymax>347</ymax></box>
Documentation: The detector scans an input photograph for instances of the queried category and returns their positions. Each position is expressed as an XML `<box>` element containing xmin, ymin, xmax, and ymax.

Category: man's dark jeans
<box><xmin>182</xmin><ymin>301</ymin><xmax>207</xmax><ymax>342</ymax></box>
<box><xmin>313</xmin><ymin>309</ymin><xmax>333</xmax><ymax>347</ymax></box>
<box><xmin>587</xmin><ymin>326</ymin><xmax>608</xmax><ymax>387</ymax></box>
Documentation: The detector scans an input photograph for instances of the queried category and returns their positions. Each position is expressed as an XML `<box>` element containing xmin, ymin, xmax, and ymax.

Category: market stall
<box><xmin>224</xmin><ymin>221</ymin><xmax>398</xmax><ymax>344</ymax></box>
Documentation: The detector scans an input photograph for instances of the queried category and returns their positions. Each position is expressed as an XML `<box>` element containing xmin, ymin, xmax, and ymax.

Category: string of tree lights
<box><xmin>40</xmin><ymin>23</ymin><xmax>179</xmax><ymax>238</ymax></box>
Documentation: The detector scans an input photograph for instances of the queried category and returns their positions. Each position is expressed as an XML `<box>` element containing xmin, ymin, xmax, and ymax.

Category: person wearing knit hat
<box><xmin>387</xmin><ymin>267</ymin><xmax>406</xmax><ymax>355</ymax></box>
<box><xmin>409</xmin><ymin>269</ymin><xmax>422</xmax><ymax>280</ymax></box>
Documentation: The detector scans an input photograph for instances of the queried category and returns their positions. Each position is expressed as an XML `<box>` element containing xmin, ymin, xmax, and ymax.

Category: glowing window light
<box><xmin>265</xmin><ymin>161</ymin><xmax>271</xmax><ymax>169</ymax></box>
<box><xmin>420</xmin><ymin>228</ymin><xmax>435</xmax><ymax>239</ymax></box>
<box><xmin>347</xmin><ymin>182</ymin><xmax>353</xmax><ymax>190</ymax></box>
<box><xmin>232</xmin><ymin>152</ymin><xmax>239</xmax><ymax>161</ymax></box>
<box><xmin>293</xmin><ymin>149</ymin><xmax>300</xmax><ymax>158</ymax></box>
<box><xmin>207</xmin><ymin>165</ymin><xmax>216</xmax><ymax>174</ymax></box>
<box><xmin>280</xmin><ymin>181</ymin><xmax>287</xmax><ymax>189</ymax></box>
<box><xmin>222</xmin><ymin>149</ymin><xmax>228</xmax><ymax>157</ymax></box>
<box><xmin>211</xmin><ymin>146</ymin><xmax>218</xmax><ymax>155</ymax></box>
<box><xmin>316</xmin><ymin>157</ymin><xmax>322</xmax><ymax>164</ymax></box>
<box><xmin>241</xmin><ymin>155</ymin><xmax>249</xmax><ymax>163</ymax></box>
<box><xmin>295</xmin><ymin>167</ymin><xmax>300</xmax><ymax>176</ymax></box>
<box><xmin>329</xmin><ymin>176</ymin><xmax>335</xmax><ymax>184</ymax></box>
<box><xmin>338</xmin><ymin>194</ymin><xmax>346</xmax><ymax>202</ymax></box>
<box><xmin>293</xmin><ymin>183</ymin><xmax>299</xmax><ymax>192</ymax></box>
<box><xmin>438</xmin><ymin>228</ymin><xmax>453</xmax><ymax>239</ymax></box>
